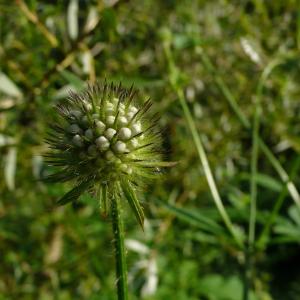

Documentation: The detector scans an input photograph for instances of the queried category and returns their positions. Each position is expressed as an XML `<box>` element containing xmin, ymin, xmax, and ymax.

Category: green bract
<box><xmin>45</xmin><ymin>82</ymin><xmax>171</xmax><ymax>227</ymax></box>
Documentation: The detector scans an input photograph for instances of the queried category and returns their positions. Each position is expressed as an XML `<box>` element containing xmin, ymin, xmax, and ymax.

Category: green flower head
<box><xmin>45</xmin><ymin>82</ymin><xmax>172</xmax><ymax>227</ymax></box>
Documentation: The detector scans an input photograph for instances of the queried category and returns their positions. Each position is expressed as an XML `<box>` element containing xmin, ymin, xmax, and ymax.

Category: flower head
<box><xmin>45</xmin><ymin>82</ymin><xmax>172</xmax><ymax>227</ymax></box>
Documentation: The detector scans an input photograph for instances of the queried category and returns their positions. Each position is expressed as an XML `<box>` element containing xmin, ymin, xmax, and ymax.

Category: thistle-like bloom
<box><xmin>45</xmin><ymin>82</ymin><xmax>171</xmax><ymax>227</ymax></box>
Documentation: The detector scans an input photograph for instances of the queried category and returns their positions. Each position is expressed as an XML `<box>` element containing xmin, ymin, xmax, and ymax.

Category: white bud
<box><xmin>120</xmin><ymin>163</ymin><xmax>128</xmax><ymax>172</ymax></box>
<box><xmin>105</xmin><ymin>128</ymin><xmax>117</xmax><ymax>140</ymax></box>
<box><xmin>129</xmin><ymin>106</ymin><xmax>138</xmax><ymax>114</ymax></box>
<box><xmin>106</xmin><ymin>102</ymin><xmax>114</xmax><ymax>113</ymax></box>
<box><xmin>120</xmin><ymin>164</ymin><xmax>132</xmax><ymax>174</ymax></box>
<box><xmin>119</xmin><ymin>127</ymin><xmax>131</xmax><ymax>140</ymax></box>
<box><xmin>88</xmin><ymin>145</ymin><xmax>97</xmax><ymax>156</ymax></box>
<box><xmin>85</xmin><ymin>129</ymin><xmax>93</xmax><ymax>140</ymax></box>
<box><xmin>72</xmin><ymin>134</ymin><xmax>84</xmax><ymax>147</ymax></box>
<box><xmin>95</xmin><ymin>120</ymin><xmax>106</xmax><ymax>133</ymax></box>
<box><xmin>120</xmin><ymin>103</ymin><xmax>125</xmax><ymax>110</ymax></box>
<box><xmin>92</xmin><ymin>113</ymin><xmax>99</xmax><ymax>120</ymax></box>
<box><xmin>106</xmin><ymin>107</ymin><xmax>114</xmax><ymax>114</ymax></box>
<box><xmin>115</xmin><ymin>158</ymin><xmax>122</xmax><ymax>165</ymax></box>
<box><xmin>83</xmin><ymin>101</ymin><xmax>92</xmax><ymax>111</ymax></box>
<box><xmin>127</xmin><ymin>111</ymin><xmax>135</xmax><ymax>120</ymax></box>
<box><xmin>106</xmin><ymin>115</ymin><xmax>115</xmax><ymax>126</ymax></box>
<box><xmin>131</xmin><ymin>122</ymin><xmax>142</xmax><ymax>135</ymax></box>
<box><xmin>114</xmin><ymin>141</ymin><xmax>127</xmax><ymax>153</ymax></box>
<box><xmin>96</xmin><ymin>136</ymin><xmax>110</xmax><ymax>151</ymax></box>
<box><xmin>118</xmin><ymin>116</ymin><xmax>128</xmax><ymax>126</ymax></box>
<box><xmin>71</xmin><ymin>110</ymin><xmax>82</xmax><ymax>118</ymax></box>
<box><xmin>130</xmin><ymin>138</ymin><xmax>139</xmax><ymax>148</ymax></box>
<box><xmin>68</xmin><ymin>124</ymin><xmax>81</xmax><ymax>134</ymax></box>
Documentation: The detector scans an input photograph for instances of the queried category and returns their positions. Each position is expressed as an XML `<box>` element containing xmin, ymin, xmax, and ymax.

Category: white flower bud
<box><xmin>129</xmin><ymin>106</ymin><xmax>138</xmax><ymax>114</ymax></box>
<box><xmin>127</xmin><ymin>112</ymin><xmax>135</xmax><ymax>120</ymax></box>
<box><xmin>88</xmin><ymin>145</ymin><xmax>97</xmax><ymax>156</ymax></box>
<box><xmin>118</xmin><ymin>116</ymin><xmax>128</xmax><ymax>126</ymax></box>
<box><xmin>83</xmin><ymin>101</ymin><xmax>92</xmax><ymax>111</ymax></box>
<box><xmin>96</xmin><ymin>136</ymin><xmax>110</xmax><ymax>151</ymax></box>
<box><xmin>92</xmin><ymin>113</ymin><xmax>99</xmax><ymax>120</ymax></box>
<box><xmin>105</xmin><ymin>128</ymin><xmax>117</xmax><ymax>140</ymax></box>
<box><xmin>71</xmin><ymin>110</ymin><xmax>82</xmax><ymax>118</ymax></box>
<box><xmin>106</xmin><ymin>115</ymin><xmax>115</xmax><ymax>126</ymax></box>
<box><xmin>120</xmin><ymin>163</ymin><xmax>128</xmax><ymax>172</ymax></box>
<box><xmin>72</xmin><ymin>134</ymin><xmax>84</xmax><ymax>147</ymax></box>
<box><xmin>95</xmin><ymin>120</ymin><xmax>106</xmax><ymax>133</ymax></box>
<box><xmin>114</xmin><ymin>141</ymin><xmax>127</xmax><ymax>153</ymax></box>
<box><xmin>120</xmin><ymin>164</ymin><xmax>132</xmax><ymax>174</ymax></box>
<box><xmin>131</xmin><ymin>122</ymin><xmax>142</xmax><ymax>135</ymax></box>
<box><xmin>85</xmin><ymin>129</ymin><xmax>93</xmax><ymax>140</ymax></box>
<box><xmin>68</xmin><ymin>124</ymin><xmax>81</xmax><ymax>134</ymax></box>
<box><xmin>106</xmin><ymin>107</ymin><xmax>114</xmax><ymax>114</ymax></box>
<box><xmin>119</xmin><ymin>127</ymin><xmax>131</xmax><ymax>140</ymax></box>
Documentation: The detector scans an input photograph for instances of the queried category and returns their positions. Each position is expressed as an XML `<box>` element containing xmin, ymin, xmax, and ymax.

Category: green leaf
<box><xmin>157</xmin><ymin>199</ymin><xmax>225</xmax><ymax>236</ymax></box>
<box><xmin>239</xmin><ymin>172</ymin><xmax>282</xmax><ymax>192</ymax></box>
<box><xmin>0</xmin><ymin>72</ymin><xmax>22</xmax><ymax>98</ymax></box>
<box><xmin>57</xmin><ymin>180</ymin><xmax>90</xmax><ymax>205</ymax></box>
<box><xmin>67</xmin><ymin>0</ymin><xmax>79</xmax><ymax>40</ymax></box>
<box><xmin>59</xmin><ymin>70</ymin><xmax>85</xmax><ymax>90</ymax></box>
<box><xmin>120</xmin><ymin>180</ymin><xmax>144</xmax><ymax>229</ymax></box>
<box><xmin>4</xmin><ymin>147</ymin><xmax>17</xmax><ymax>191</ymax></box>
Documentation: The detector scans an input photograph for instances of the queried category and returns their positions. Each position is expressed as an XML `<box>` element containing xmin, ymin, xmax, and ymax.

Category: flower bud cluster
<box><xmin>45</xmin><ymin>82</ymin><xmax>168</xmax><ymax>224</ymax></box>
<box><xmin>66</xmin><ymin>97</ymin><xmax>144</xmax><ymax>177</ymax></box>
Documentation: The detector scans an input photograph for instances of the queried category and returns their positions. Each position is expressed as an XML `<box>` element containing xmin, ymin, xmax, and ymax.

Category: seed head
<box><xmin>45</xmin><ymin>82</ymin><xmax>173</xmax><ymax>227</ymax></box>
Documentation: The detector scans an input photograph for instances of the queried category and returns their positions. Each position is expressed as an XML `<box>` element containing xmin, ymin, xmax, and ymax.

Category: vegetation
<box><xmin>1</xmin><ymin>1</ymin><xmax>300</xmax><ymax>299</ymax></box>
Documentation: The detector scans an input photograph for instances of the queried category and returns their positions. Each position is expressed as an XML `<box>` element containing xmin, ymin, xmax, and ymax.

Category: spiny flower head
<box><xmin>45</xmin><ymin>82</ymin><xmax>171</xmax><ymax>227</ymax></box>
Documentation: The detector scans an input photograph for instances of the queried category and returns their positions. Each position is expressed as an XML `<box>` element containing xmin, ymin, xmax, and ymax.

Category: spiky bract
<box><xmin>45</xmin><ymin>82</ymin><xmax>170</xmax><ymax>227</ymax></box>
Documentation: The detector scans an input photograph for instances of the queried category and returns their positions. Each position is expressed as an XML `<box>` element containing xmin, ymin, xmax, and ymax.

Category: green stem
<box><xmin>257</xmin><ymin>155</ymin><xmax>300</xmax><ymax>248</ymax></box>
<box><xmin>243</xmin><ymin>247</ymin><xmax>250</xmax><ymax>300</ymax></box>
<box><xmin>249</xmin><ymin>101</ymin><xmax>260</xmax><ymax>246</ymax></box>
<box><xmin>111</xmin><ymin>195</ymin><xmax>128</xmax><ymax>300</ymax></box>
<box><xmin>198</xmin><ymin>48</ymin><xmax>300</xmax><ymax>209</ymax></box>
<box><xmin>163</xmin><ymin>44</ymin><xmax>243</xmax><ymax>248</ymax></box>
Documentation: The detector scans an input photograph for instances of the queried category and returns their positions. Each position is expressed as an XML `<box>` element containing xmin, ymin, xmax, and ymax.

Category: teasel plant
<box><xmin>44</xmin><ymin>81</ymin><xmax>173</xmax><ymax>300</ymax></box>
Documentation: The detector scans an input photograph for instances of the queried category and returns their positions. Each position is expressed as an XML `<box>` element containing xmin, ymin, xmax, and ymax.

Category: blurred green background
<box><xmin>1</xmin><ymin>1</ymin><xmax>300</xmax><ymax>299</ymax></box>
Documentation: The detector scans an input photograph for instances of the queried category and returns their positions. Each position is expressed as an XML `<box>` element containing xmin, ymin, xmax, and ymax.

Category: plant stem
<box><xmin>163</xmin><ymin>44</ymin><xmax>243</xmax><ymax>248</ymax></box>
<box><xmin>257</xmin><ymin>155</ymin><xmax>300</xmax><ymax>248</ymax></box>
<box><xmin>197</xmin><ymin>48</ymin><xmax>300</xmax><ymax>209</ymax></box>
<box><xmin>111</xmin><ymin>195</ymin><xmax>128</xmax><ymax>300</ymax></box>
<box><xmin>243</xmin><ymin>247</ymin><xmax>250</xmax><ymax>300</ymax></box>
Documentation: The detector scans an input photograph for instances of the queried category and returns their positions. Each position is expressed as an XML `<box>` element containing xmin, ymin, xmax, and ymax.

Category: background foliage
<box><xmin>1</xmin><ymin>1</ymin><xmax>300</xmax><ymax>299</ymax></box>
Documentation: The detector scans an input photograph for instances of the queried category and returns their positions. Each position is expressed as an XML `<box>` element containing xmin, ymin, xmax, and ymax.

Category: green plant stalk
<box><xmin>163</xmin><ymin>45</ymin><xmax>243</xmax><ymax>248</ymax></box>
<box><xmin>111</xmin><ymin>194</ymin><xmax>128</xmax><ymax>300</ymax></box>
<box><xmin>249</xmin><ymin>104</ymin><xmax>260</xmax><ymax>246</ymax></box>
<box><xmin>197</xmin><ymin>48</ymin><xmax>300</xmax><ymax>209</ymax></box>
<box><xmin>243</xmin><ymin>248</ymin><xmax>250</xmax><ymax>300</ymax></box>
<box><xmin>245</xmin><ymin>82</ymin><xmax>263</xmax><ymax>300</ymax></box>
<box><xmin>257</xmin><ymin>155</ymin><xmax>300</xmax><ymax>248</ymax></box>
